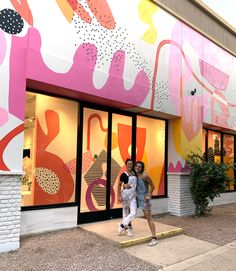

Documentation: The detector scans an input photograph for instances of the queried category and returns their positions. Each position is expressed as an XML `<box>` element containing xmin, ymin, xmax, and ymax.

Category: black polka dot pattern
<box><xmin>0</xmin><ymin>9</ymin><xmax>24</xmax><ymax>34</ymax></box>
<box><xmin>154</xmin><ymin>80</ymin><xmax>170</xmax><ymax>113</ymax></box>
<box><xmin>71</xmin><ymin>0</ymin><xmax>152</xmax><ymax>81</ymax></box>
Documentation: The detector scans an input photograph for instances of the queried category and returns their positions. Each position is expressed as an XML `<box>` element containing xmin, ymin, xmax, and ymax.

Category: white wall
<box><xmin>20</xmin><ymin>206</ymin><xmax>78</xmax><ymax>235</ymax></box>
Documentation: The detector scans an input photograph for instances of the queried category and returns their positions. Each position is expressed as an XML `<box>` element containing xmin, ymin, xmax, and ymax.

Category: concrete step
<box><xmin>79</xmin><ymin>217</ymin><xmax>184</xmax><ymax>248</ymax></box>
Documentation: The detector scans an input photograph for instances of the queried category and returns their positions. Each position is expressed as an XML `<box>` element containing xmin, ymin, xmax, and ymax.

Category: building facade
<box><xmin>0</xmin><ymin>0</ymin><xmax>236</xmax><ymax>253</ymax></box>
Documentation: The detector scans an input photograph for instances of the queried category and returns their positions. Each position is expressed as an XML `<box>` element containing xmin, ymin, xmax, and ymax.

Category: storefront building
<box><xmin>0</xmin><ymin>0</ymin><xmax>236</xmax><ymax>253</ymax></box>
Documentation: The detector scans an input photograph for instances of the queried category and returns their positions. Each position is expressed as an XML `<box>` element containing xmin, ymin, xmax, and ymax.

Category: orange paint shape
<box><xmin>56</xmin><ymin>0</ymin><xmax>74</xmax><ymax>22</ymax></box>
<box><xmin>34</xmin><ymin>110</ymin><xmax>74</xmax><ymax>205</ymax></box>
<box><xmin>66</xmin><ymin>0</ymin><xmax>92</xmax><ymax>24</ymax></box>
<box><xmin>57</xmin><ymin>0</ymin><xmax>115</xmax><ymax>29</ymax></box>
<box><xmin>74</xmin><ymin>1</ymin><xmax>92</xmax><ymax>24</ymax></box>
<box><xmin>117</xmin><ymin>124</ymin><xmax>146</xmax><ymax>162</ymax></box>
<box><xmin>10</xmin><ymin>0</ymin><xmax>33</xmax><ymax>26</ymax></box>
<box><xmin>0</xmin><ymin>124</ymin><xmax>24</xmax><ymax>171</ymax></box>
<box><xmin>86</xmin><ymin>0</ymin><xmax>115</xmax><ymax>29</ymax></box>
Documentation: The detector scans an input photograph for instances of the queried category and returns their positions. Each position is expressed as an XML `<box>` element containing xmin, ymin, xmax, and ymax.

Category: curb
<box><xmin>120</xmin><ymin>227</ymin><xmax>184</xmax><ymax>248</ymax></box>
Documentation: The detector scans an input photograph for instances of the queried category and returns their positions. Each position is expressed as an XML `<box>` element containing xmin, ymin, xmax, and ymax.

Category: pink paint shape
<box><xmin>199</xmin><ymin>59</ymin><xmax>229</xmax><ymax>90</ymax></box>
<box><xmin>0</xmin><ymin>30</ymin><xmax>6</xmax><ymax>65</ymax></box>
<box><xmin>22</xmin><ymin>28</ymin><xmax>149</xmax><ymax>107</ymax></box>
<box><xmin>9</xmin><ymin>31</ymin><xmax>28</xmax><ymax>120</ymax></box>
<box><xmin>0</xmin><ymin>107</ymin><xmax>8</xmax><ymax>127</ymax></box>
<box><xmin>168</xmin><ymin>161</ymin><xmax>189</xmax><ymax>173</ymax></box>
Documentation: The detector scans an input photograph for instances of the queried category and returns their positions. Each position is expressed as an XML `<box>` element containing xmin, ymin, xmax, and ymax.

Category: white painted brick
<box><xmin>12</xmin><ymin>221</ymin><xmax>20</xmax><ymax>225</ymax></box>
<box><xmin>0</xmin><ymin>195</ymin><xmax>9</xmax><ymax>200</ymax></box>
<box><xmin>1</xmin><ymin>208</ymin><xmax>9</xmax><ymax>213</ymax></box>
<box><xmin>0</xmin><ymin>230</ymin><xmax>10</xmax><ymax>235</ymax></box>
<box><xmin>12</xmin><ymin>229</ymin><xmax>20</xmax><ymax>234</ymax></box>
<box><xmin>0</xmin><ymin>213</ymin><xmax>8</xmax><ymax>218</ymax></box>
<box><xmin>0</xmin><ymin>217</ymin><xmax>9</xmax><ymax>222</ymax></box>
<box><xmin>168</xmin><ymin>173</ymin><xmax>195</xmax><ymax>216</ymax></box>
<box><xmin>8</xmin><ymin>216</ymin><xmax>16</xmax><ymax>221</ymax></box>
<box><xmin>0</xmin><ymin>226</ymin><xmax>8</xmax><ymax>231</ymax></box>
<box><xmin>7</xmin><ymin>225</ymin><xmax>15</xmax><ymax>230</ymax></box>
<box><xmin>0</xmin><ymin>175</ymin><xmax>21</xmax><ymax>253</ymax></box>
<box><xmin>0</xmin><ymin>221</ymin><xmax>11</xmax><ymax>226</ymax></box>
<box><xmin>0</xmin><ymin>199</ymin><xmax>9</xmax><ymax>204</ymax></box>
<box><xmin>1</xmin><ymin>191</ymin><xmax>11</xmax><ymax>195</ymax></box>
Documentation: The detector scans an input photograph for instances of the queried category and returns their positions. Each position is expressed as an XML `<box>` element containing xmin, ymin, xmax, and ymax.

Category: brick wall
<box><xmin>168</xmin><ymin>172</ymin><xmax>195</xmax><ymax>216</ymax></box>
<box><xmin>0</xmin><ymin>174</ymin><xmax>21</xmax><ymax>253</ymax></box>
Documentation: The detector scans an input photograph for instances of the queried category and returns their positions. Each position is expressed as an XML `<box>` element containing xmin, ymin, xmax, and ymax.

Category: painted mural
<box><xmin>1</xmin><ymin>0</ymin><xmax>236</xmax><ymax>180</ymax></box>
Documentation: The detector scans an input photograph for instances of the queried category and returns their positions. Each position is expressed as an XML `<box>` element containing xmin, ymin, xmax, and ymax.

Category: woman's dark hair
<box><xmin>135</xmin><ymin>161</ymin><xmax>145</xmax><ymax>173</ymax></box>
<box><xmin>125</xmin><ymin>158</ymin><xmax>133</xmax><ymax>165</ymax></box>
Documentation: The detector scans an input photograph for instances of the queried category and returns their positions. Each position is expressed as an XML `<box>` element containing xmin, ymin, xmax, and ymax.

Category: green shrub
<box><xmin>186</xmin><ymin>152</ymin><xmax>233</xmax><ymax>216</ymax></box>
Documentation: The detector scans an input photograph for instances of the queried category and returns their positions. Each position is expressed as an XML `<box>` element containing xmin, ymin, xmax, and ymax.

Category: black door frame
<box><xmin>77</xmin><ymin>103</ymin><xmax>136</xmax><ymax>224</ymax></box>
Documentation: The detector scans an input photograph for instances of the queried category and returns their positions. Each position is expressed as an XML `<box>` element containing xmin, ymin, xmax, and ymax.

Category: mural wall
<box><xmin>1</xmin><ymin>0</ymin><xmax>236</xmax><ymax>175</ymax></box>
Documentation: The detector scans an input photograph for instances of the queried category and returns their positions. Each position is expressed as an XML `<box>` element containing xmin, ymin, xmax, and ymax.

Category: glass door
<box><xmin>78</xmin><ymin>107</ymin><xmax>109</xmax><ymax>223</ymax></box>
<box><xmin>110</xmin><ymin>114</ymin><xmax>133</xmax><ymax>210</ymax></box>
<box><xmin>78</xmin><ymin>108</ymin><xmax>135</xmax><ymax>223</ymax></box>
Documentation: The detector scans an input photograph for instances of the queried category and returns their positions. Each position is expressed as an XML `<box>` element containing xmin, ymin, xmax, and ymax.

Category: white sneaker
<box><xmin>118</xmin><ymin>224</ymin><xmax>125</xmax><ymax>235</ymax></box>
<box><xmin>148</xmin><ymin>238</ymin><xmax>159</xmax><ymax>246</ymax></box>
<box><xmin>126</xmin><ymin>228</ymin><xmax>133</xmax><ymax>237</ymax></box>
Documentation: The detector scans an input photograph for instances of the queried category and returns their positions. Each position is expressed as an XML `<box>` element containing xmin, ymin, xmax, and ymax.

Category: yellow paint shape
<box><xmin>148</xmin><ymin>165</ymin><xmax>162</xmax><ymax>194</ymax></box>
<box><xmin>138</xmin><ymin>0</ymin><xmax>158</xmax><ymax>44</ymax></box>
<box><xmin>173</xmin><ymin>119</ymin><xmax>202</xmax><ymax>159</ymax></box>
<box><xmin>56</xmin><ymin>0</ymin><xmax>74</xmax><ymax>23</ymax></box>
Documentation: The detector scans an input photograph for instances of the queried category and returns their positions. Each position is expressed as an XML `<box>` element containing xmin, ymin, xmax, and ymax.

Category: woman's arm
<box><xmin>118</xmin><ymin>181</ymin><xmax>122</xmax><ymax>202</ymax></box>
<box><xmin>144</xmin><ymin>174</ymin><xmax>155</xmax><ymax>196</ymax></box>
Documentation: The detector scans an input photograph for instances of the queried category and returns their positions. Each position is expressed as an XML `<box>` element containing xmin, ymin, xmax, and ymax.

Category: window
<box><xmin>22</xmin><ymin>92</ymin><xmax>78</xmax><ymax>206</ymax></box>
<box><xmin>223</xmin><ymin>134</ymin><xmax>235</xmax><ymax>191</ymax></box>
<box><xmin>203</xmin><ymin>129</ymin><xmax>235</xmax><ymax>192</ymax></box>
<box><xmin>22</xmin><ymin>93</ymin><xmax>167</xmax><ymax>212</ymax></box>
<box><xmin>207</xmin><ymin>130</ymin><xmax>221</xmax><ymax>163</ymax></box>
<box><xmin>136</xmin><ymin>116</ymin><xmax>166</xmax><ymax>196</ymax></box>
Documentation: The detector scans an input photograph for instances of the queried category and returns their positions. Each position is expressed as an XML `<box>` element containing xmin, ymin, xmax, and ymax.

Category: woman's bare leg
<box><xmin>143</xmin><ymin>209</ymin><xmax>156</xmax><ymax>238</ymax></box>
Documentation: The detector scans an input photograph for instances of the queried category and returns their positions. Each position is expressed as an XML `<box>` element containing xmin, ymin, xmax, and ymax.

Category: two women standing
<box><xmin>118</xmin><ymin>159</ymin><xmax>158</xmax><ymax>246</ymax></box>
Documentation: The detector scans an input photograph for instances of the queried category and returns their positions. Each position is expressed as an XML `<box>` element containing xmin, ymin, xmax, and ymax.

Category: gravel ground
<box><xmin>0</xmin><ymin>228</ymin><xmax>159</xmax><ymax>271</ymax></box>
<box><xmin>1</xmin><ymin>203</ymin><xmax>236</xmax><ymax>271</ymax></box>
<box><xmin>154</xmin><ymin>203</ymin><xmax>236</xmax><ymax>245</ymax></box>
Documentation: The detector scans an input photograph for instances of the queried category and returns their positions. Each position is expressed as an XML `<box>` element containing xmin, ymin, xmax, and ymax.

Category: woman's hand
<box><xmin>123</xmin><ymin>183</ymin><xmax>130</xmax><ymax>189</ymax></box>
<box><xmin>145</xmin><ymin>193</ymin><xmax>151</xmax><ymax>200</ymax></box>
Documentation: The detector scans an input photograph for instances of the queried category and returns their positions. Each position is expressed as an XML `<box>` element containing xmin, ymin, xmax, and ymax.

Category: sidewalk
<box><xmin>125</xmin><ymin>235</ymin><xmax>236</xmax><ymax>270</ymax></box>
<box><xmin>161</xmin><ymin>239</ymin><xmax>236</xmax><ymax>271</ymax></box>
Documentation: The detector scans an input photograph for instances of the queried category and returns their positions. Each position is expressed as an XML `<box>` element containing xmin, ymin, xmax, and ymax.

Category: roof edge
<box><xmin>152</xmin><ymin>0</ymin><xmax>236</xmax><ymax>57</ymax></box>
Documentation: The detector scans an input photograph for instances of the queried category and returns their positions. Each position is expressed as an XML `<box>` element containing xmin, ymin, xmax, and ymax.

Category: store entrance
<box><xmin>78</xmin><ymin>105</ymin><xmax>167</xmax><ymax>224</ymax></box>
<box><xmin>78</xmin><ymin>106</ymin><xmax>135</xmax><ymax>223</ymax></box>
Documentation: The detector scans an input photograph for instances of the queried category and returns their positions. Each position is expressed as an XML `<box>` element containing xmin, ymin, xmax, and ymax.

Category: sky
<box><xmin>202</xmin><ymin>0</ymin><xmax>236</xmax><ymax>28</ymax></box>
